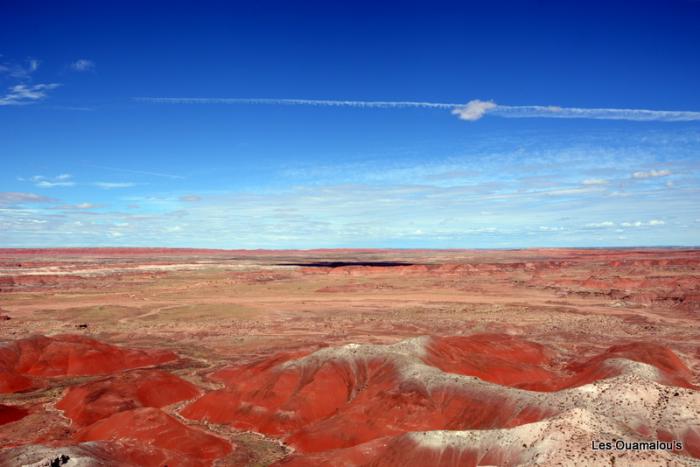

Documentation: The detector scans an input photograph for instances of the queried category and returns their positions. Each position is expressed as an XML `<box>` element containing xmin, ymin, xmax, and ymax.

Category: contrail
<box><xmin>133</xmin><ymin>97</ymin><xmax>700</xmax><ymax>122</ymax></box>
<box><xmin>490</xmin><ymin>105</ymin><xmax>700</xmax><ymax>122</ymax></box>
<box><xmin>83</xmin><ymin>164</ymin><xmax>185</xmax><ymax>180</ymax></box>
<box><xmin>134</xmin><ymin>97</ymin><xmax>456</xmax><ymax>109</ymax></box>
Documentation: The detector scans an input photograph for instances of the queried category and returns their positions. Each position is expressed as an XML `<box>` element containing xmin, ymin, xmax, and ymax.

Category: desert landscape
<box><xmin>0</xmin><ymin>247</ymin><xmax>698</xmax><ymax>466</ymax></box>
<box><xmin>3</xmin><ymin>1</ymin><xmax>700</xmax><ymax>466</ymax></box>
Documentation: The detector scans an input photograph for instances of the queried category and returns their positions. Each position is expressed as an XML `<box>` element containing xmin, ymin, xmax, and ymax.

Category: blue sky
<box><xmin>1</xmin><ymin>0</ymin><xmax>699</xmax><ymax>248</ymax></box>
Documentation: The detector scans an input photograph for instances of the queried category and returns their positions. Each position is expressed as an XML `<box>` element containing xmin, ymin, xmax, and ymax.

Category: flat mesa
<box><xmin>0</xmin><ymin>248</ymin><xmax>699</xmax><ymax>466</ymax></box>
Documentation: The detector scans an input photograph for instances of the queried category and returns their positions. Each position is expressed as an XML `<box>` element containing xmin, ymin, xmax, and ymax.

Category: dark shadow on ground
<box><xmin>275</xmin><ymin>261</ymin><xmax>418</xmax><ymax>268</ymax></box>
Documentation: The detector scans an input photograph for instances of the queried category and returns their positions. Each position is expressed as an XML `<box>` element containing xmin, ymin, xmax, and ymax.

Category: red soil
<box><xmin>1</xmin><ymin>249</ymin><xmax>698</xmax><ymax>465</ymax></box>
<box><xmin>427</xmin><ymin>337</ymin><xmax>697</xmax><ymax>392</ymax></box>
<box><xmin>0</xmin><ymin>334</ymin><xmax>177</xmax><ymax>393</ymax></box>
<box><xmin>0</xmin><ymin>334</ymin><xmax>230</xmax><ymax>466</ymax></box>
<box><xmin>424</xmin><ymin>334</ymin><xmax>557</xmax><ymax>388</ymax></box>
<box><xmin>75</xmin><ymin>407</ymin><xmax>232</xmax><ymax>463</ymax></box>
<box><xmin>181</xmin><ymin>337</ymin><xmax>558</xmax><ymax>452</ymax></box>
<box><xmin>283</xmin><ymin>383</ymin><xmax>550</xmax><ymax>453</ymax></box>
<box><xmin>562</xmin><ymin>342</ymin><xmax>697</xmax><ymax>390</ymax></box>
<box><xmin>685</xmin><ymin>428</ymin><xmax>700</xmax><ymax>459</ymax></box>
<box><xmin>182</xmin><ymin>334</ymin><xmax>697</xmax><ymax>455</ymax></box>
<box><xmin>57</xmin><ymin>369</ymin><xmax>200</xmax><ymax>427</ymax></box>
<box><xmin>658</xmin><ymin>428</ymin><xmax>700</xmax><ymax>460</ymax></box>
<box><xmin>0</xmin><ymin>404</ymin><xmax>29</xmax><ymax>426</ymax></box>
<box><xmin>0</xmin><ymin>368</ymin><xmax>33</xmax><ymax>393</ymax></box>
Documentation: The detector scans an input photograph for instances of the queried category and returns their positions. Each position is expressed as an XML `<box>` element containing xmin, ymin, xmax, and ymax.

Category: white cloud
<box><xmin>585</xmin><ymin>221</ymin><xmax>616</xmax><ymax>228</ymax></box>
<box><xmin>451</xmin><ymin>99</ymin><xmax>497</xmax><ymax>121</ymax></box>
<box><xmin>582</xmin><ymin>178</ymin><xmax>608</xmax><ymax>185</ymax></box>
<box><xmin>20</xmin><ymin>174</ymin><xmax>75</xmax><ymax>188</ymax></box>
<box><xmin>85</xmin><ymin>164</ymin><xmax>185</xmax><ymax>180</ymax></box>
<box><xmin>180</xmin><ymin>194</ymin><xmax>202</xmax><ymax>202</ymax></box>
<box><xmin>53</xmin><ymin>202</ymin><xmax>99</xmax><ymax>210</ymax></box>
<box><xmin>0</xmin><ymin>192</ymin><xmax>54</xmax><ymax>207</ymax></box>
<box><xmin>93</xmin><ymin>182</ymin><xmax>135</xmax><ymax>189</ymax></box>
<box><xmin>2</xmin><ymin>131</ymin><xmax>695</xmax><ymax>248</ymax></box>
<box><xmin>0</xmin><ymin>177</ymin><xmax>691</xmax><ymax>248</ymax></box>
<box><xmin>608</xmin><ymin>191</ymin><xmax>630</xmax><ymax>197</ymax></box>
<box><xmin>0</xmin><ymin>83</ymin><xmax>61</xmax><ymax>106</ymax></box>
<box><xmin>620</xmin><ymin>220</ymin><xmax>665</xmax><ymax>228</ymax></box>
<box><xmin>70</xmin><ymin>59</ymin><xmax>95</xmax><ymax>72</ymax></box>
<box><xmin>36</xmin><ymin>180</ymin><xmax>75</xmax><ymax>188</ymax></box>
<box><xmin>632</xmin><ymin>169</ymin><xmax>671</xmax><ymax>179</ymax></box>
<box><xmin>543</xmin><ymin>186</ymin><xmax>602</xmax><ymax>196</ymax></box>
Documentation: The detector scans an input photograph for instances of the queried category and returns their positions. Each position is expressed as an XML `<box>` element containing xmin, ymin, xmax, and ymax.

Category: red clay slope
<box><xmin>0</xmin><ymin>404</ymin><xmax>29</xmax><ymax>426</ymax></box>
<box><xmin>0</xmin><ymin>334</ymin><xmax>177</xmax><ymax>393</ymax></box>
<box><xmin>57</xmin><ymin>369</ymin><xmax>200</xmax><ymax>427</ymax></box>
<box><xmin>0</xmin><ymin>335</ymin><xmax>232</xmax><ymax>467</ymax></box>
<box><xmin>1</xmin><ymin>332</ymin><xmax>696</xmax><ymax>465</ymax></box>
<box><xmin>182</xmin><ymin>333</ymin><xmax>698</xmax><ymax>457</ymax></box>
<box><xmin>75</xmin><ymin>407</ymin><xmax>233</xmax><ymax>465</ymax></box>
<box><xmin>425</xmin><ymin>336</ymin><xmax>696</xmax><ymax>391</ymax></box>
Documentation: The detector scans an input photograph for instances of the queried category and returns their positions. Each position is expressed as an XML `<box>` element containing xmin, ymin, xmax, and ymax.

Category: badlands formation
<box><xmin>0</xmin><ymin>248</ymin><xmax>698</xmax><ymax>466</ymax></box>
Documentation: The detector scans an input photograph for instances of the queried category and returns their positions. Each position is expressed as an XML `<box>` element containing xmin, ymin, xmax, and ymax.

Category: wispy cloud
<box><xmin>18</xmin><ymin>175</ymin><xmax>136</xmax><ymax>190</ymax></box>
<box><xmin>54</xmin><ymin>202</ymin><xmax>99</xmax><ymax>210</ymax></box>
<box><xmin>93</xmin><ymin>182</ymin><xmax>135</xmax><ymax>189</ymax></box>
<box><xmin>36</xmin><ymin>180</ymin><xmax>74</xmax><ymax>188</ymax></box>
<box><xmin>0</xmin><ymin>177</ymin><xmax>694</xmax><ymax>247</ymax></box>
<box><xmin>632</xmin><ymin>169</ymin><xmax>672</xmax><ymax>179</ymax></box>
<box><xmin>134</xmin><ymin>97</ymin><xmax>700</xmax><ymax>122</ymax></box>
<box><xmin>0</xmin><ymin>192</ymin><xmax>54</xmax><ymax>207</ymax></box>
<box><xmin>3</xmin><ymin>129</ymin><xmax>697</xmax><ymax>248</ymax></box>
<box><xmin>0</xmin><ymin>57</ymin><xmax>40</xmax><ymax>80</ymax></box>
<box><xmin>70</xmin><ymin>59</ymin><xmax>95</xmax><ymax>72</ymax></box>
<box><xmin>582</xmin><ymin>178</ymin><xmax>609</xmax><ymax>185</ymax></box>
<box><xmin>19</xmin><ymin>174</ymin><xmax>75</xmax><ymax>188</ymax></box>
<box><xmin>621</xmin><ymin>219</ymin><xmax>666</xmax><ymax>227</ymax></box>
<box><xmin>542</xmin><ymin>186</ymin><xmax>604</xmax><ymax>196</ymax></box>
<box><xmin>586</xmin><ymin>219</ymin><xmax>667</xmax><ymax>229</ymax></box>
<box><xmin>84</xmin><ymin>164</ymin><xmax>185</xmax><ymax>180</ymax></box>
<box><xmin>28</xmin><ymin>59</ymin><xmax>40</xmax><ymax>72</ymax></box>
<box><xmin>0</xmin><ymin>83</ymin><xmax>61</xmax><ymax>106</ymax></box>
<box><xmin>585</xmin><ymin>221</ymin><xmax>616</xmax><ymax>228</ymax></box>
